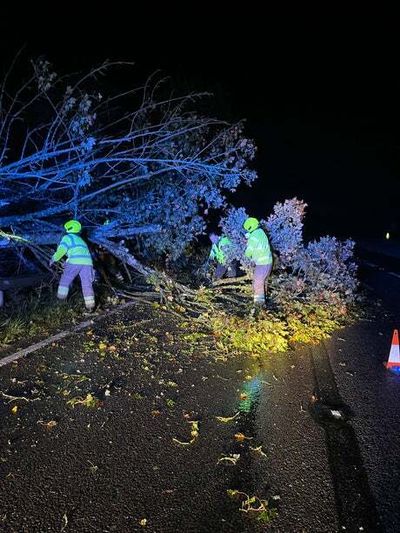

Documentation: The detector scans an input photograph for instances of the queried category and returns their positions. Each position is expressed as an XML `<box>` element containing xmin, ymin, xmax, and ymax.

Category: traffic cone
<box><xmin>385</xmin><ymin>329</ymin><xmax>400</xmax><ymax>372</ymax></box>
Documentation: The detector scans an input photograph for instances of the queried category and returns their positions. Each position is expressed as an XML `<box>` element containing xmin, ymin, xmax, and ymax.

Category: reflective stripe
<box><xmin>57</xmin><ymin>286</ymin><xmax>69</xmax><ymax>299</ymax></box>
<box><xmin>54</xmin><ymin>234</ymin><xmax>92</xmax><ymax>264</ymax></box>
<box><xmin>67</xmin><ymin>258</ymin><xmax>93</xmax><ymax>266</ymax></box>
<box><xmin>58</xmin><ymin>286</ymin><xmax>69</xmax><ymax>295</ymax></box>
<box><xmin>245</xmin><ymin>228</ymin><xmax>272</xmax><ymax>265</ymax></box>
<box><xmin>84</xmin><ymin>295</ymin><xmax>95</xmax><ymax>309</ymax></box>
<box><xmin>64</xmin><ymin>234</ymin><xmax>93</xmax><ymax>265</ymax></box>
<box><xmin>255</xmin><ymin>255</ymin><xmax>271</xmax><ymax>265</ymax></box>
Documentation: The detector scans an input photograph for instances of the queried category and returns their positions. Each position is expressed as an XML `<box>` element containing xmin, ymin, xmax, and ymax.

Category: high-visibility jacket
<box><xmin>209</xmin><ymin>236</ymin><xmax>231</xmax><ymax>265</ymax></box>
<box><xmin>52</xmin><ymin>233</ymin><xmax>93</xmax><ymax>266</ymax></box>
<box><xmin>245</xmin><ymin>228</ymin><xmax>272</xmax><ymax>266</ymax></box>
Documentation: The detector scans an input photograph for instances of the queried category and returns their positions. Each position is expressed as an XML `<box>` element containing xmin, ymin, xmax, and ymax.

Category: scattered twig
<box><xmin>215</xmin><ymin>411</ymin><xmax>240</xmax><ymax>423</ymax></box>
<box><xmin>60</xmin><ymin>513</ymin><xmax>68</xmax><ymax>532</ymax></box>
<box><xmin>217</xmin><ymin>453</ymin><xmax>240</xmax><ymax>465</ymax></box>
<box><xmin>0</xmin><ymin>391</ymin><xmax>40</xmax><ymax>403</ymax></box>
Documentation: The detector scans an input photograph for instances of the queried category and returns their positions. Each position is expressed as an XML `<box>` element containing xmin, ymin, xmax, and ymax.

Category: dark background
<box><xmin>1</xmin><ymin>8</ymin><xmax>399</xmax><ymax>241</ymax></box>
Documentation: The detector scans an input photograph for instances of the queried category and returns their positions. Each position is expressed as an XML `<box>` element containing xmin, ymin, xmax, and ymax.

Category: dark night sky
<box><xmin>1</xmin><ymin>8</ymin><xmax>399</xmax><ymax>240</ymax></box>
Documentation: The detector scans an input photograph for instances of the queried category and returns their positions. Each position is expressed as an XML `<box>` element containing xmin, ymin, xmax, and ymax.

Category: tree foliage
<box><xmin>0</xmin><ymin>57</ymin><xmax>257</xmax><ymax>273</ymax></box>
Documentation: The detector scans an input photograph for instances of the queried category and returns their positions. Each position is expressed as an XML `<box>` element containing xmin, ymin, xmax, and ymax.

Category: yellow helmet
<box><xmin>64</xmin><ymin>220</ymin><xmax>82</xmax><ymax>233</ymax></box>
<box><xmin>243</xmin><ymin>217</ymin><xmax>259</xmax><ymax>232</ymax></box>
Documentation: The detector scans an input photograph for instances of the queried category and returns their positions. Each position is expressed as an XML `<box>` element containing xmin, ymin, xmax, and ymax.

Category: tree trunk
<box><xmin>90</xmin><ymin>236</ymin><xmax>152</xmax><ymax>278</ymax></box>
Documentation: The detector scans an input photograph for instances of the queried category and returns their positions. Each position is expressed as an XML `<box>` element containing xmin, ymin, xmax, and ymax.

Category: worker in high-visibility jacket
<box><xmin>243</xmin><ymin>217</ymin><xmax>272</xmax><ymax>306</ymax></box>
<box><xmin>49</xmin><ymin>220</ymin><xmax>95</xmax><ymax>310</ymax></box>
<box><xmin>208</xmin><ymin>233</ymin><xmax>237</xmax><ymax>280</ymax></box>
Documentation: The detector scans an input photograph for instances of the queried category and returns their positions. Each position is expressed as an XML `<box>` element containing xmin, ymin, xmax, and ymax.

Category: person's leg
<box><xmin>57</xmin><ymin>264</ymin><xmax>80</xmax><ymax>301</ymax></box>
<box><xmin>264</xmin><ymin>263</ymin><xmax>273</xmax><ymax>297</ymax></box>
<box><xmin>215</xmin><ymin>264</ymin><xmax>228</xmax><ymax>280</ymax></box>
<box><xmin>252</xmin><ymin>265</ymin><xmax>269</xmax><ymax>305</ymax></box>
<box><xmin>226</xmin><ymin>261</ymin><xmax>237</xmax><ymax>278</ymax></box>
<box><xmin>79</xmin><ymin>266</ymin><xmax>95</xmax><ymax>310</ymax></box>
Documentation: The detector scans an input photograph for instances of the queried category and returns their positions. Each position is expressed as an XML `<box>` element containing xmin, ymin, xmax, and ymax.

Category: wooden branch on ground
<box><xmin>0</xmin><ymin>391</ymin><xmax>41</xmax><ymax>403</ymax></box>
<box><xmin>212</xmin><ymin>275</ymin><xmax>250</xmax><ymax>287</ymax></box>
<box><xmin>0</xmin><ymin>273</ymin><xmax>51</xmax><ymax>290</ymax></box>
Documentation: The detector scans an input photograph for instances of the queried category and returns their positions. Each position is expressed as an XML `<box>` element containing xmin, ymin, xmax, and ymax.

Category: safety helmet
<box><xmin>243</xmin><ymin>217</ymin><xmax>259</xmax><ymax>232</ymax></box>
<box><xmin>64</xmin><ymin>220</ymin><xmax>82</xmax><ymax>234</ymax></box>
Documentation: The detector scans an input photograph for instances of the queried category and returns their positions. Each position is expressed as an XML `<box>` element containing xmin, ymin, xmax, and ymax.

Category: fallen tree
<box><xmin>0</xmin><ymin>55</ymin><xmax>257</xmax><ymax>283</ymax></box>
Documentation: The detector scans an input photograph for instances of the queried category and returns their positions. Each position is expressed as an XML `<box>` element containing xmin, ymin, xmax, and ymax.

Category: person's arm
<box><xmin>52</xmin><ymin>236</ymin><xmax>71</xmax><ymax>262</ymax></box>
<box><xmin>209</xmin><ymin>244</ymin><xmax>217</xmax><ymax>260</ymax></box>
<box><xmin>245</xmin><ymin>234</ymin><xmax>255</xmax><ymax>259</ymax></box>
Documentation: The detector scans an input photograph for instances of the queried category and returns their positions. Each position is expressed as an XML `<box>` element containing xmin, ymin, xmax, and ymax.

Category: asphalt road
<box><xmin>0</xmin><ymin>245</ymin><xmax>399</xmax><ymax>532</ymax></box>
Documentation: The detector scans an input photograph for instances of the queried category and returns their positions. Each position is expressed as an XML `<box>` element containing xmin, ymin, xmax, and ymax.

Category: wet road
<box><xmin>0</xmin><ymin>308</ymin><xmax>338</xmax><ymax>532</ymax></box>
<box><xmin>0</xmin><ymin>245</ymin><xmax>399</xmax><ymax>531</ymax></box>
<box><xmin>229</xmin><ymin>245</ymin><xmax>400</xmax><ymax>532</ymax></box>
<box><xmin>324</xmin><ymin>244</ymin><xmax>400</xmax><ymax>532</ymax></box>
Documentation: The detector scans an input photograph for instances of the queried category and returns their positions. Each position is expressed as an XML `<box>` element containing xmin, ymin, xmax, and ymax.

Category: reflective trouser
<box><xmin>215</xmin><ymin>262</ymin><xmax>237</xmax><ymax>280</ymax></box>
<box><xmin>252</xmin><ymin>264</ymin><xmax>272</xmax><ymax>305</ymax></box>
<box><xmin>57</xmin><ymin>264</ymin><xmax>95</xmax><ymax>309</ymax></box>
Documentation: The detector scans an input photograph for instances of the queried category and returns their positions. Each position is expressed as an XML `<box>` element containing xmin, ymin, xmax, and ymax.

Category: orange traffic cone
<box><xmin>385</xmin><ymin>329</ymin><xmax>400</xmax><ymax>371</ymax></box>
